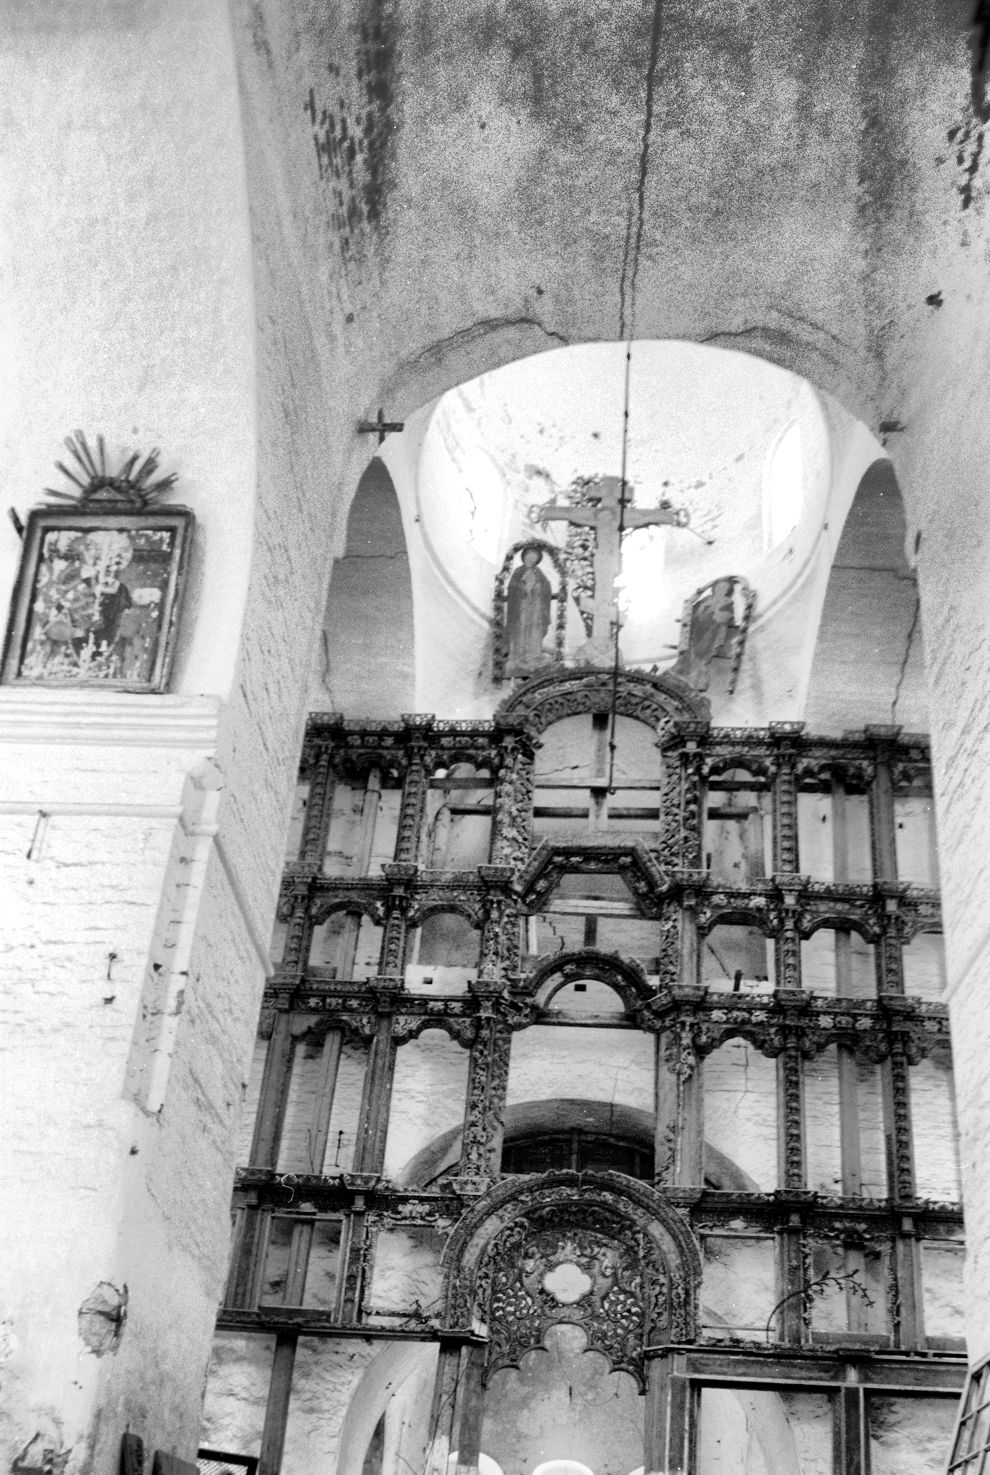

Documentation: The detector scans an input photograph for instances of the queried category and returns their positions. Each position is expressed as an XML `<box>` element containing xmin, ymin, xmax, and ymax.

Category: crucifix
<box><xmin>530</xmin><ymin>474</ymin><xmax>691</xmax><ymax>665</ymax></box>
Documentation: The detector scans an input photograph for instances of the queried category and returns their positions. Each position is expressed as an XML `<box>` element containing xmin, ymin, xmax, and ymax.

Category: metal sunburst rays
<box><xmin>44</xmin><ymin>431</ymin><xmax>178</xmax><ymax>507</ymax></box>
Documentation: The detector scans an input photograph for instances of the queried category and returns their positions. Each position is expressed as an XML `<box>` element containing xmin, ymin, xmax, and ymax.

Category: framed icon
<box><xmin>2</xmin><ymin>503</ymin><xmax>193</xmax><ymax>692</ymax></box>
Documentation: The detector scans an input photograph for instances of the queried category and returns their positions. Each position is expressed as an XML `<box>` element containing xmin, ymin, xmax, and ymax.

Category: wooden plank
<box><xmin>453</xmin><ymin>1343</ymin><xmax>486</xmax><ymax>1474</ymax></box>
<box><xmin>258</xmin><ymin>1333</ymin><xmax>297</xmax><ymax>1475</ymax></box>
<box><xmin>643</xmin><ymin>1354</ymin><xmax>670</xmax><ymax>1475</ymax></box>
<box><xmin>249</xmin><ymin>1014</ymin><xmax>294</xmax><ymax>1171</ymax></box>
<box><xmin>423</xmin><ymin>1341</ymin><xmax>466</xmax><ymax>1475</ymax></box>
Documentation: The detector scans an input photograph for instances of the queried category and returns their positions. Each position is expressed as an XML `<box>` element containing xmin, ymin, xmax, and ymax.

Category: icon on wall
<box><xmin>492</xmin><ymin>539</ymin><xmax>568</xmax><ymax>682</ymax></box>
<box><xmin>1</xmin><ymin>432</ymin><xmax>193</xmax><ymax>693</ymax></box>
<box><xmin>674</xmin><ymin>575</ymin><xmax>756</xmax><ymax>695</ymax></box>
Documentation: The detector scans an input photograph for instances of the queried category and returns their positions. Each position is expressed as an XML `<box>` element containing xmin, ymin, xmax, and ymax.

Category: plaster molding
<box><xmin>0</xmin><ymin>689</ymin><xmax>222</xmax><ymax>749</ymax></box>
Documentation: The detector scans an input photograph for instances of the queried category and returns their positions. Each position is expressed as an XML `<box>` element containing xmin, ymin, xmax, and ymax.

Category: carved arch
<box><xmin>798</xmin><ymin>912</ymin><xmax>881</xmax><ymax>943</ymax></box>
<box><xmin>497</xmin><ymin>666</ymin><xmax>710</xmax><ymax>734</ymax></box>
<box><xmin>702</xmin><ymin>753</ymin><xmax>776</xmax><ymax>784</ymax></box>
<box><xmin>309</xmin><ymin>895</ymin><xmax>386</xmax><ymax>928</ymax></box>
<box><xmin>442</xmin><ymin>1171</ymin><xmax>701</xmax><ymax>1386</ymax></box>
<box><xmin>406</xmin><ymin>898</ymin><xmax>484</xmax><ymax>930</ymax></box>
<box><xmin>522</xmin><ymin>949</ymin><xmax>653</xmax><ymax>1008</ymax></box>
<box><xmin>698</xmin><ymin>904</ymin><xmax>777</xmax><ymax>934</ymax></box>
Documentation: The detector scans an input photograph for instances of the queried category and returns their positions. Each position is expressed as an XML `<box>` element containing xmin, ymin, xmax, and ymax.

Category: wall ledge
<box><xmin>0</xmin><ymin>688</ymin><xmax>222</xmax><ymax>749</ymax></box>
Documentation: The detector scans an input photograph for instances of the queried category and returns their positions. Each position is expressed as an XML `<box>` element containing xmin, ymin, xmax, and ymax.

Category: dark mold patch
<box><xmin>305</xmin><ymin>0</ymin><xmax>399</xmax><ymax>268</ymax></box>
<box><xmin>971</xmin><ymin>0</ymin><xmax>990</xmax><ymax>120</ymax></box>
<box><xmin>924</xmin><ymin>290</ymin><xmax>944</xmax><ymax>307</ymax></box>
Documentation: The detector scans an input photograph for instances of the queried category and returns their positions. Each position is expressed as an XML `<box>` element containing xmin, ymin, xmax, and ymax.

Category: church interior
<box><xmin>2</xmin><ymin>5</ymin><xmax>990</xmax><ymax>1475</ymax></box>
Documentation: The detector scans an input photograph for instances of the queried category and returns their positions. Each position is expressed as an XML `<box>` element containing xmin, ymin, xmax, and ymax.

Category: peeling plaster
<box><xmin>77</xmin><ymin>1282</ymin><xmax>127</xmax><ymax>1358</ymax></box>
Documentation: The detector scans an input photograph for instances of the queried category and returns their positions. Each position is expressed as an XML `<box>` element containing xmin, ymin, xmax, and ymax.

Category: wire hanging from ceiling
<box><xmin>606</xmin><ymin>341</ymin><xmax>634</xmax><ymax>796</ymax></box>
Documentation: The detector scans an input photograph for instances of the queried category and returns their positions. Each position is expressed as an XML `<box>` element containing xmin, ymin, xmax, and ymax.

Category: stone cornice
<box><xmin>0</xmin><ymin>688</ymin><xmax>222</xmax><ymax>749</ymax></box>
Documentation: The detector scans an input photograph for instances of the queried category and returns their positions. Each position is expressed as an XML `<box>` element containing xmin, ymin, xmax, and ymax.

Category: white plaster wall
<box><xmin>702</xmin><ymin>1041</ymin><xmax>778</xmax><ymax>1190</ymax></box>
<box><xmin>383</xmin><ymin>1031</ymin><xmax>470</xmax><ymax>1181</ymax></box>
<box><xmin>701</xmin><ymin>1236</ymin><xmax>776</xmax><ymax>1341</ymax></box>
<box><xmin>366</xmin><ymin>1226</ymin><xmax>445</xmax><ymax>1320</ymax></box>
<box><xmin>0</xmin><ymin>691</ymin><xmax>251</xmax><ymax>1470</ymax></box>
<box><xmin>903</xmin><ymin>932</ymin><xmax>947</xmax><ymax>1001</ymax></box>
<box><xmin>911</xmin><ymin>1056</ymin><xmax>961</xmax><ymax>1202</ymax></box>
<box><xmin>506</xmin><ymin>1026</ymin><xmax>655</xmax><ymax>1116</ymax></box>
<box><xmin>321</xmin><ymin>1043</ymin><xmax>368</xmax><ymax>1175</ymax></box>
<box><xmin>200</xmin><ymin>1332</ymin><xmax>275</xmax><ymax>1460</ymax></box>
<box><xmin>0</xmin><ymin>1</ymin><xmax>256</xmax><ymax>702</ymax></box>
<box><xmin>281</xmin><ymin>1339</ymin><xmax>378</xmax><ymax>1475</ymax></box>
<box><xmin>804</xmin><ymin>1050</ymin><xmax>886</xmax><ymax>1197</ymax></box>
<box><xmin>868</xmin><ymin>1396</ymin><xmax>959</xmax><ymax>1475</ymax></box>
<box><xmin>922</xmin><ymin>1241</ymin><xmax>966</xmax><ymax>1341</ymax></box>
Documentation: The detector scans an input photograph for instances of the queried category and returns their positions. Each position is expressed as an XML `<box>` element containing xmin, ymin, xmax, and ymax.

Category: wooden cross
<box><xmin>531</xmin><ymin>475</ymin><xmax>690</xmax><ymax>664</ymax></box>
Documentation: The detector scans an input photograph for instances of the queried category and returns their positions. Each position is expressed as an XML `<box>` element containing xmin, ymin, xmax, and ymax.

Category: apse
<box><xmin>369</xmin><ymin>339</ymin><xmax>890</xmax><ymax>725</ymax></box>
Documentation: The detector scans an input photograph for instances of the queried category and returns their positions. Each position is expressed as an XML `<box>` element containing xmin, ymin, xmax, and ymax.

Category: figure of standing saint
<box><xmin>505</xmin><ymin>544</ymin><xmax>554</xmax><ymax>676</ymax></box>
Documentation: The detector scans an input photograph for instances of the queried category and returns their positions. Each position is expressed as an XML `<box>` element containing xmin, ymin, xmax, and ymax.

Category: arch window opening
<box><xmin>501</xmin><ymin>1128</ymin><xmax>652</xmax><ymax>1180</ymax></box>
<box><xmin>763</xmin><ymin>420</ymin><xmax>804</xmax><ymax>552</ymax></box>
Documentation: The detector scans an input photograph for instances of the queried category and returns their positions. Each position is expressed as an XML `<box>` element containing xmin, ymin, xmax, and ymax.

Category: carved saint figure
<box><xmin>505</xmin><ymin>544</ymin><xmax>553</xmax><ymax>676</ymax></box>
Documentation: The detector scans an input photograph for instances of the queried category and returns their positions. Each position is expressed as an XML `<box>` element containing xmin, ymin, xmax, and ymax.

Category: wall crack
<box><xmin>619</xmin><ymin>0</ymin><xmax>665</xmax><ymax>338</ymax></box>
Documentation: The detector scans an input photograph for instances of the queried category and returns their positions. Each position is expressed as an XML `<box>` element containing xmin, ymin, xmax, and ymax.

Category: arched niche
<box><xmin>525</xmin><ymin>950</ymin><xmax>652</xmax><ymax>1010</ymax></box>
<box><xmin>804</xmin><ymin>459</ymin><xmax>926</xmax><ymax>733</ymax></box>
<box><xmin>316</xmin><ymin>456</ymin><xmax>415</xmax><ymax>715</ymax></box>
<box><xmin>405</xmin><ymin>906</ymin><xmax>481</xmax><ymax>992</ymax></box>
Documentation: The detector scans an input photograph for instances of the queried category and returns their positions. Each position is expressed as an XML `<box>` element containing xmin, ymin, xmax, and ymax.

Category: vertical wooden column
<box><xmin>775</xmin><ymin>883</ymin><xmax>804</xmax><ymax>991</ymax></box>
<box><xmin>893</xmin><ymin>1211</ymin><xmax>924</xmax><ymax>1350</ymax></box>
<box><xmin>643</xmin><ymin>1352</ymin><xmax>691</xmax><ymax>1475</ymax></box>
<box><xmin>338</xmin><ymin>1191</ymin><xmax>370</xmax><ymax>1323</ymax></box>
<box><xmin>883</xmin><ymin>1036</ymin><xmax>916</xmax><ymax>1203</ymax></box>
<box><xmin>459</xmin><ymin>1009</ymin><xmax>513</xmax><ymax>1185</ymax></box>
<box><xmin>678</xmin><ymin>873</ymin><xmax>705</xmax><ymax>989</ymax></box>
<box><xmin>660</xmin><ymin>722</ymin><xmax>707</xmax><ymax>870</ymax></box>
<box><xmin>830</xmin><ymin>771</ymin><xmax>874</xmax><ymax>1331</ymax></box>
<box><xmin>250</xmin><ymin>1010</ymin><xmax>296</xmax><ymax>1169</ymax></box>
<box><xmin>776</xmin><ymin>1212</ymin><xmax>807</xmax><ymax>1345</ymax></box>
<box><xmin>299</xmin><ymin>742</ymin><xmax>337</xmax><ymax>865</ymax></box>
<box><xmin>453</xmin><ymin>1342</ymin><xmax>487</xmax><ymax>1475</ymax></box>
<box><xmin>353</xmin><ymin>1011</ymin><xmax>397</xmax><ymax>1174</ymax></box>
<box><xmin>379</xmin><ymin>873</ymin><xmax>414</xmax><ymax>979</ymax></box>
<box><xmin>281</xmin><ymin>1023</ymin><xmax>345</xmax><ymax>1305</ymax></box>
<box><xmin>877</xmin><ymin>895</ymin><xmax>907</xmax><ymax>997</ymax></box>
<box><xmin>489</xmin><ymin>726</ymin><xmax>535</xmax><ymax>869</ymax></box>
<box><xmin>258</xmin><ymin>1332</ymin><xmax>297</xmax><ymax>1475</ymax></box>
<box><xmin>867</xmin><ymin>727</ymin><xmax>900</xmax><ymax>883</ymax></box>
<box><xmin>278</xmin><ymin>882</ymin><xmax>313</xmax><ymax>980</ymax></box>
<box><xmin>234</xmin><ymin>1007</ymin><xmax>299</xmax><ymax>1311</ymax></box>
<box><xmin>423</xmin><ymin>1340</ymin><xmax>469</xmax><ymax>1475</ymax></box>
<box><xmin>833</xmin><ymin>1378</ymin><xmax>868</xmax><ymax>1475</ymax></box>
<box><xmin>770</xmin><ymin>723</ymin><xmax>804</xmax><ymax>874</ymax></box>
<box><xmin>396</xmin><ymin>720</ymin><xmax>433</xmax><ymax>864</ymax></box>
<box><xmin>656</xmin><ymin>1020</ymin><xmax>703</xmax><ymax>1187</ymax></box>
<box><xmin>778</xmin><ymin>1025</ymin><xmax>805</xmax><ymax>1190</ymax></box>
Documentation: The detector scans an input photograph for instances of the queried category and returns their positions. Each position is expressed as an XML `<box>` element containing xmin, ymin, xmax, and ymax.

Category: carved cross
<box><xmin>532</xmin><ymin>475</ymin><xmax>690</xmax><ymax>664</ymax></box>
